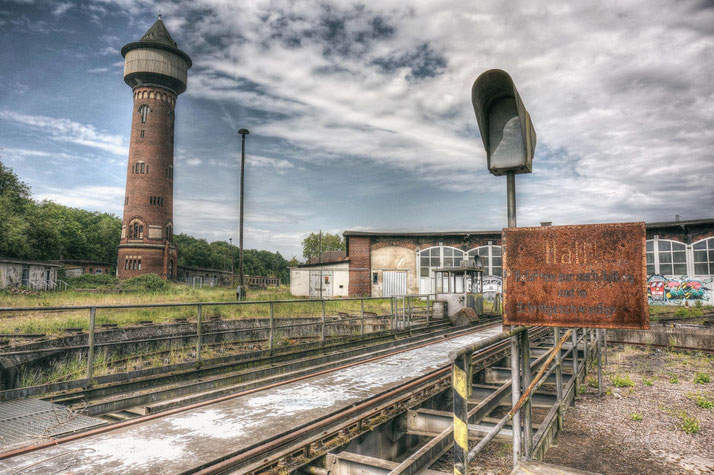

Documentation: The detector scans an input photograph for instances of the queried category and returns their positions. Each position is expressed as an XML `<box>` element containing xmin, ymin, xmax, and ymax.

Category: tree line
<box><xmin>0</xmin><ymin>160</ymin><xmax>290</xmax><ymax>283</ymax></box>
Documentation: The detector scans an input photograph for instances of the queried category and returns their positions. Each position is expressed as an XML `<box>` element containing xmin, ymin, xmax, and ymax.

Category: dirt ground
<box><xmin>545</xmin><ymin>345</ymin><xmax>714</xmax><ymax>474</ymax></box>
<box><xmin>431</xmin><ymin>344</ymin><xmax>714</xmax><ymax>474</ymax></box>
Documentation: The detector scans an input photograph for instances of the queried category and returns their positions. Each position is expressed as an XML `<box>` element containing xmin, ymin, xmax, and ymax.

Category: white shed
<box><xmin>290</xmin><ymin>261</ymin><xmax>350</xmax><ymax>298</ymax></box>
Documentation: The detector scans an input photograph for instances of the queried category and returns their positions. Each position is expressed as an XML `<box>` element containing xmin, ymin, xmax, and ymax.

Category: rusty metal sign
<box><xmin>503</xmin><ymin>222</ymin><xmax>649</xmax><ymax>329</ymax></box>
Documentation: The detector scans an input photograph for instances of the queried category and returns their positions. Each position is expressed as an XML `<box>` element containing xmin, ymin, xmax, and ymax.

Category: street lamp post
<box><xmin>238</xmin><ymin>128</ymin><xmax>249</xmax><ymax>300</ymax></box>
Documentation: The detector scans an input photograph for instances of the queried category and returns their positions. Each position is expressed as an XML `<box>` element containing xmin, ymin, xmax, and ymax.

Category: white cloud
<box><xmin>36</xmin><ymin>185</ymin><xmax>124</xmax><ymax>214</ymax></box>
<box><xmin>0</xmin><ymin>110</ymin><xmax>128</xmax><ymax>156</ymax></box>
<box><xmin>167</xmin><ymin>0</ymin><xmax>712</xmax><ymax>225</ymax></box>
<box><xmin>52</xmin><ymin>2</ymin><xmax>72</xmax><ymax>16</ymax></box>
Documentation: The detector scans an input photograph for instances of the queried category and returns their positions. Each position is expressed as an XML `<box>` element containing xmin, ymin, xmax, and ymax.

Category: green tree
<box><xmin>302</xmin><ymin>232</ymin><xmax>344</xmax><ymax>260</ymax></box>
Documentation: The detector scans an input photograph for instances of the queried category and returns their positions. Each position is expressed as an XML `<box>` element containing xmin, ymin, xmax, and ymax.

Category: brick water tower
<box><xmin>117</xmin><ymin>16</ymin><xmax>191</xmax><ymax>279</ymax></box>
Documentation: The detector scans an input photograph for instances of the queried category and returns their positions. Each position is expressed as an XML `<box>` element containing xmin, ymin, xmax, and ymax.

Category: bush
<box><xmin>630</xmin><ymin>412</ymin><xmax>643</xmax><ymax>421</ymax></box>
<box><xmin>642</xmin><ymin>378</ymin><xmax>653</xmax><ymax>386</ymax></box>
<box><xmin>119</xmin><ymin>274</ymin><xmax>170</xmax><ymax>292</ymax></box>
<box><xmin>693</xmin><ymin>373</ymin><xmax>710</xmax><ymax>384</ymax></box>
<box><xmin>670</xmin><ymin>375</ymin><xmax>679</xmax><ymax>384</ymax></box>
<box><xmin>612</xmin><ymin>374</ymin><xmax>635</xmax><ymax>388</ymax></box>
<box><xmin>66</xmin><ymin>274</ymin><xmax>119</xmax><ymax>289</ymax></box>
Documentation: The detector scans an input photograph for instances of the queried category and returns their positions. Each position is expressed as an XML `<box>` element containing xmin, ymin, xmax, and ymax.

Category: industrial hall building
<box><xmin>290</xmin><ymin>218</ymin><xmax>714</xmax><ymax>306</ymax></box>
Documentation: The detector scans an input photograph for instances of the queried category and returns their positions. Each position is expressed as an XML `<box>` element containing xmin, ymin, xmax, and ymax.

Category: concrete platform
<box><xmin>0</xmin><ymin>325</ymin><xmax>502</xmax><ymax>474</ymax></box>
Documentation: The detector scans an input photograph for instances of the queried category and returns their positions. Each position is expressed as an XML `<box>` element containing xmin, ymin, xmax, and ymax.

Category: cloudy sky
<box><xmin>1</xmin><ymin>0</ymin><xmax>712</xmax><ymax>259</ymax></box>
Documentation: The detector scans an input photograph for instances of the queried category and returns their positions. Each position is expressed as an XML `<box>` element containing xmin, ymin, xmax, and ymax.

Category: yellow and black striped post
<box><xmin>453</xmin><ymin>350</ymin><xmax>472</xmax><ymax>475</ymax></box>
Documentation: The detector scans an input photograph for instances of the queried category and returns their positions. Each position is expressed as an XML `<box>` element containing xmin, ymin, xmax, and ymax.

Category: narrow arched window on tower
<box><xmin>138</xmin><ymin>225</ymin><xmax>143</xmax><ymax>238</ymax></box>
<box><xmin>140</xmin><ymin>163</ymin><xmax>145</xmax><ymax>174</ymax></box>
<box><xmin>139</xmin><ymin>104</ymin><xmax>149</xmax><ymax>123</ymax></box>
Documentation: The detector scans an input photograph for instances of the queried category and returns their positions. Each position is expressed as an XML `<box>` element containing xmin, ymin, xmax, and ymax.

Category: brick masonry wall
<box><xmin>371</xmin><ymin>234</ymin><xmax>502</xmax><ymax>252</ymax></box>
<box><xmin>117</xmin><ymin>86</ymin><xmax>178</xmax><ymax>279</ymax></box>
<box><xmin>348</xmin><ymin>236</ymin><xmax>371</xmax><ymax>296</ymax></box>
<box><xmin>646</xmin><ymin>223</ymin><xmax>714</xmax><ymax>244</ymax></box>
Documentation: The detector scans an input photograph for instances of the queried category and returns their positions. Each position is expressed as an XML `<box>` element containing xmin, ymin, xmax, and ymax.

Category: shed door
<box><xmin>383</xmin><ymin>271</ymin><xmax>407</xmax><ymax>297</ymax></box>
<box><xmin>309</xmin><ymin>270</ymin><xmax>333</xmax><ymax>298</ymax></box>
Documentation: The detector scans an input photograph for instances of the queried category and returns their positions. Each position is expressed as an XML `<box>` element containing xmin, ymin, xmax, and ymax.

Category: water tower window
<box><xmin>139</xmin><ymin>104</ymin><xmax>149</xmax><ymax>123</ymax></box>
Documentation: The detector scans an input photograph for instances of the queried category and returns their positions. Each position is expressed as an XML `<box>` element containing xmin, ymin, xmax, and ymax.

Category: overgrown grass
<box><xmin>0</xmin><ymin>285</ymin><xmax>409</xmax><ymax>336</ymax></box>
<box><xmin>689</xmin><ymin>393</ymin><xmax>714</xmax><ymax>410</ymax></box>
<box><xmin>679</xmin><ymin>411</ymin><xmax>701</xmax><ymax>434</ymax></box>
<box><xmin>611</xmin><ymin>374</ymin><xmax>635</xmax><ymax>388</ymax></box>
<box><xmin>693</xmin><ymin>372</ymin><xmax>710</xmax><ymax>384</ymax></box>
<box><xmin>649</xmin><ymin>304</ymin><xmax>713</xmax><ymax>323</ymax></box>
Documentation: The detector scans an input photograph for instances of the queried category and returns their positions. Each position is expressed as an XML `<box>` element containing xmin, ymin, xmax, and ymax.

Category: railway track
<box><xmin>185</xmin><ymin>326</ymin><xmax>551</xmax><ymax>475</ymax></box>
<box><xmin>0</xmin><ymin>319</ymin><xmax>509</xmax><ymax>470</ymax></box>
<box><xmin>46</xmin><ymin>320</ymin><xmax>472</xmax><ymax>419</ymax></box>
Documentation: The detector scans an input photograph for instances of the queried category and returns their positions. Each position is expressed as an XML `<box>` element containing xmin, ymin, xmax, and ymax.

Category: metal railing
<box><xmin>0</xmin><ymin>293</ymin><xmax>439</xmax><ymax>389</ymax></box>
<box><xmin>26</xmin><ymin>279</ymin><xmax>67</xmax><ymax>291</ymax></box>
<box><xmin>450</xmin><ymin>326</ymin><xmax>605</xmax><ymax>474</ymax></box>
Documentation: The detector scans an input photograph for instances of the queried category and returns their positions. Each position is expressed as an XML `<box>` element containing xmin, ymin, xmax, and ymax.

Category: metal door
<box><xmin>21</xmin><ymin>266</ymin><xmax>29</xmax><ymax>287</ymax></box>
<box><xmin>309</xmin><ymin>270</ymin><xmax>333</xmax><ymax>298</ymax></box>
<box><xmin>383</xmin><ymin>271</ymin><xmax>407</xmax><ymax>297</ymax></box>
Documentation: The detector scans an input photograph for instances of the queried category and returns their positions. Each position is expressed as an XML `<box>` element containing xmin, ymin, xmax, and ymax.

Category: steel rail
<box><xmin>0</xmin><ymin>321</ymin><xmax>500</xmax><ymax>462</ymax></box>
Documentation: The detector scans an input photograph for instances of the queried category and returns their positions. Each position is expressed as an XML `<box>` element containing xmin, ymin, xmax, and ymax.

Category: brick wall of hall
<box><xmin>348</xmin><ymin>236</ymin><xmax>371</xmax><ymax>296</ymax></box>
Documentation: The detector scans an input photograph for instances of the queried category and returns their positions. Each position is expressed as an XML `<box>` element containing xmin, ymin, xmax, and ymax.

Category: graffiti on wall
<box><xmin>647</xmin><ymin>275</ymin><xmax>712</xmax><ymax>305</ymax></box>
<box><xmin>482</xmin><ymin>276</ymin><xmax>502</xmax><ymax>301</ymax></box>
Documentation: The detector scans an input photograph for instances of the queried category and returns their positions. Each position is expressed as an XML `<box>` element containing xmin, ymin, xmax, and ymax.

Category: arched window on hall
<box><xmin>693</xmin><ymin>238</ymin><xmax>714</xmax><ymax>276</ymax></box>
<box><xmin>467</xmin><ymin>245</ymin><xmax>502</xmax><ymax>277</ymax></box>
<box><xmin>417</xmin><ymin>246</ymin><xmax>465</xmax><ymax>294</ymax></box>
<box><xmin>168</xmin><ymin>259</ymin><xmax>174</xmax><ymax>278</ymax></box>
<box><xmin>646</xmin><ymin>239</ymin><xmax>687</xmax><ymax>275</ymax></box>
<box><xmin>139</xmin><ymin>104</ymin><xmax>149</xmax><ymax>123</ymax></box>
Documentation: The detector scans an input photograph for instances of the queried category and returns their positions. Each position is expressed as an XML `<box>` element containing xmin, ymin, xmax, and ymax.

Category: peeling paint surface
<box><xmin>0</xmin><ymin>326</ymin><xmax>501</xmax><ymax>474</ymax></box>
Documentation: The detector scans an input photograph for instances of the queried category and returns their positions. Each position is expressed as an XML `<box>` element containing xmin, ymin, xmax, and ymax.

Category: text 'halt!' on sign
<box><xmin>503</xmin><ymin>222</ymin><xmax>649</xmax><ymax>329</ymax></box>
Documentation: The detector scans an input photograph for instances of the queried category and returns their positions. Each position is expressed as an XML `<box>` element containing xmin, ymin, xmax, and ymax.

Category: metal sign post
<box><xmin>471</xmin><ymin>69</ymin><xmax>538</xmax><ymax>467</ymax></box>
